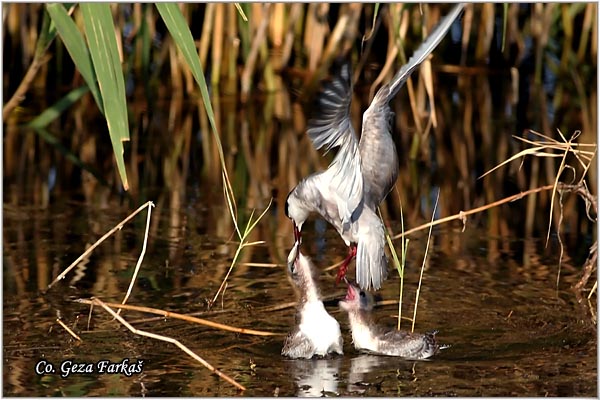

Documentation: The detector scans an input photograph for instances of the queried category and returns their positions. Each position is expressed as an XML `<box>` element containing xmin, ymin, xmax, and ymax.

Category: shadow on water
<box><xmin>2</xmin><ymin>202</ymin><xmax>596</xmax><ymax>396</ymax></box>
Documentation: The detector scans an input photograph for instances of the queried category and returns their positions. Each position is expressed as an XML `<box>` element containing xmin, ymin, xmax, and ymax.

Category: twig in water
<box><xmin>56</xmin><ymin>318</ymin><xmax>82</xmax><ymax>341</ymax></box>
<box><xmin>120</xmin><ymin>202</ymin><xmax>155</xmax><ymax>314</ymax></box>
<box><xmin>127</xmin><ymin>300</ymin><xmax>302</xmax><ymax>325</ymax></box>
<box><xmin>76</xmin><ymin>298</ymin><xmax>280</xmax><ymax>336</ymax></box>
<box><xmin>89</xmin><ymin>297</ymin><xmax>246</xmax><ymax>391</ymax></box>
<box><xmin>411</xmin><ymin>189</ymin><xmax>439</xmax><ymax>333</ymax></box>
<box><xmin>46</xmin><ymin>201</ymin><xmax>155</xmax><ymax>291</ymax></box>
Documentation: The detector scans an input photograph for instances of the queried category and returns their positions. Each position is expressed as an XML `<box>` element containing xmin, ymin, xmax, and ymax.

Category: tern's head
<box><xmin>339</xmin><ymin>281</ymin><xmax>374</xmax><ymax>313</ymax></box>
<box><xmin>285</xmin><ymin>188</ymin><xmax>309</xmax><ymax>230</ymax></box>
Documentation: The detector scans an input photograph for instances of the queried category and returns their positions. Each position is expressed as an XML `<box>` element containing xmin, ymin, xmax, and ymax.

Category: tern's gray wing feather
<box><xmin>371</xmin><ymin>3</ymin><xmax>464</xmax><ymax>105</ymax></box>
<box><xmin>307</xmin><ymin>61</ymin><xmax>364</xmax><ymax>230</ymax></box>
<box><xmin>355</xmin><ymin>206</ymin><xmax>388</xmax><ymax>290</ymax></box>
<box><xmin>358</xmin><ymin>110</ymin><xmax>399</xmax><ymax>209</ymax></box>
<box><xmin>307</xmin><ymin>61</ymin><xmax>355</xmax><ymax>154</ymax></box>
<box><xmin>360</xmin><ymin>4</ymin><xmax>464</xmax><ymax>208</ymax></box>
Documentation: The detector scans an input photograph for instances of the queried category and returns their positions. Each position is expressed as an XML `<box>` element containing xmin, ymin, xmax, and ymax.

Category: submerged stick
<box><xmin>89</xmin><ymin>297</ymin><xmax>246</xmax><ymax>391</ymax></box>
<box><xmin>76</xmin><ymin>298</ymin><xmax>280</xmax><ymax>336</ymax></box>
<box><xmin>46</xmin><ymin>201</ymin><xmax>155</xmax><ymax>291</ymax></box>
<box><xmin>56</xmin><ymin>318</ymin><xmax>82</xmax><ymax>341</ymax></box>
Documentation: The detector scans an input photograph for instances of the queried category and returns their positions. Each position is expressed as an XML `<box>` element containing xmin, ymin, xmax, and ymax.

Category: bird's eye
<box><xmin>359</xmin><ymin>291</ymin><xmax>366</xmax><ymax>298</ymax></box>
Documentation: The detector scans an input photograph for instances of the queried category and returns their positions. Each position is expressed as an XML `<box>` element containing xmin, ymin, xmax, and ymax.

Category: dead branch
<box><xmin>89</xmin><ymin>297</ymin><xmax>246</xmax><ymax>391</ymax></box>
<box><xmin>76</xmin><ymin>299</ymin><xmax>280</xmax><ymax>337</ymax></box>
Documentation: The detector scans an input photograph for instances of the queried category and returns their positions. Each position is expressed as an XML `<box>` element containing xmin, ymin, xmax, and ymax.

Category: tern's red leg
<box><xmin>336</xmin><ymin>244</ymin><xmax>357</xmax><ymax>285</ymax></box>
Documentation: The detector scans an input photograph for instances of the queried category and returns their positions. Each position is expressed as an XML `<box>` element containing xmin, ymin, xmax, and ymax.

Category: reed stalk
<box><xmin>411</xmin><ymin>190</ymin><xmax>439</xmax><ymax>333</ymax></box>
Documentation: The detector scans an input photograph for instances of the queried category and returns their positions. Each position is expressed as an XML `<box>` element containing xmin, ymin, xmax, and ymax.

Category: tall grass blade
<box><xmin>412</xmin><ymin>189</ymin><xmax>439</xmax><ymax>333</ymax></box>
<box><xmin>35</xmin><ymin>7</ymin><xmax>58</xmax><ymax>57</ymax></box>
<box><xmin>46</xmin><ymin>3</ymin><xmax>103</xmax><ymax>113</ymax></box>
<box><xmin>81</xmin><ymin>3</ymin><xmax>130</xmax><ymax>190</ymax></box>
<box><xmin>156</xmin><ymin>3</ymin><xmax>237</xmax><ymax>215</ymax></box>
<box><xmin>381</xmin><ymin>203</ymin><xmax>407</xmax><ymax>331</ymax></box>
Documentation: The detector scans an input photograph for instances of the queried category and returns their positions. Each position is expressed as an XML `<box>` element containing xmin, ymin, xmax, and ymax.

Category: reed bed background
<box><xmin>3</xmin><ymin>3</ymin><xmax>597</xmax><ymax>291</ymax></box>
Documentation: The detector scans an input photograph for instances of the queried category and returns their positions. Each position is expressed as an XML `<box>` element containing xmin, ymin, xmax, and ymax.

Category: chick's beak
<box><xmin>287</xmin><ymin>240</ymin><xmax>300</xmax><ymax>266</ymax></box>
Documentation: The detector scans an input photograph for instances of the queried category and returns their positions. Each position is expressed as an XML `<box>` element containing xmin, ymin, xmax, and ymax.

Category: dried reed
<box><xmin>89</xmin><ymin>297</ymin><xmax>246</xmax><ymax>391</ymax></box>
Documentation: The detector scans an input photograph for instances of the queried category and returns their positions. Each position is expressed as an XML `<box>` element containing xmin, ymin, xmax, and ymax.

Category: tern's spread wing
<box><xmin>370</xmin><ymin>3</ymin><xmax>464</xmax><ymax>106</ymax></box>
<box><xmin>307</xmin><ymin>61</ymin><xmax>364</xmax><ymax>230</ymax></box>
<box><xmin>360</xmin><ymin>3</ymin><xmax>464</xmax><ymax>206</ymax></box>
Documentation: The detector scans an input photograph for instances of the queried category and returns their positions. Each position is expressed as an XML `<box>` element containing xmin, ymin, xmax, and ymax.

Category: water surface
<box><xmin>3</xmin><ymin>202</ymin><xmax>596</xmax><ymax>396</ymax></box>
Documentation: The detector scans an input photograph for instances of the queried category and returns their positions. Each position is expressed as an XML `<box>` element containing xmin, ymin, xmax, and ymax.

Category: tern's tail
<box><xmin>355</xmin><ymin>210</ymin><xmax>388</xmax><ymax>290</ymax></box>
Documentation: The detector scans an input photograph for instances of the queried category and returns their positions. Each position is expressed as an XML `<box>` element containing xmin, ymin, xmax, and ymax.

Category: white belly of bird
<box><xmin>349</xmin><ymin>316</ymin><xmax>379</xmax><ymax>351</ymax></box>
<box><xmin>299</xmin><ymin>301</ymin><xmax>341</xmax><ymax>355</ymax></box>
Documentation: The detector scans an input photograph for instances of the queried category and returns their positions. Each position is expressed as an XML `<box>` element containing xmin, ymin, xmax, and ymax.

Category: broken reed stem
<box><xmin>56</xmin><ymin>318</ymin><xmax>82</xmax><ymax>341</ymax></box>
<box><xmin>89</xmin><ymin>297</ymin><xmax>246</xmax><ymax>391</ymax></box>
<box><xmin>392</xmin><ymin>184</ymin><xmax>556</xmax><ymax>240</ymax></box>
<box><xmin>76</xmin><ymin>298</ymin><xmax>279</xmax><ymax>336</ymax></box>
<box><xmin>119</xmin><ymin>202</ymin><xmax>155</xmax><ymax>314</ymax></box>
<box><xmin>411</xmin><ymin>189</ymin><xmax>439</xmax><ymax>333</ymax></box>
<box><xmin>46</xmin><ymin>201</ymin><xmax>155</xmax><ymax>290</ymax></box>
<box><xmin>546</xmin><ymin>129</ymin><xmax>580</xmax><ymax>246</ymax></box>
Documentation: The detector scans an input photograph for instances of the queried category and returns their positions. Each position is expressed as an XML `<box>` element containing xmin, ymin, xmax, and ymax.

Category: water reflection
<box><xmin>346</xmin><ymin>354</ymin><xmax>386</xmax><ymax>394</ymax></box>
<box><xmin>286</xmin><ymin>357</ymin><xmax>342</xmax><ymax>397</ymax></box>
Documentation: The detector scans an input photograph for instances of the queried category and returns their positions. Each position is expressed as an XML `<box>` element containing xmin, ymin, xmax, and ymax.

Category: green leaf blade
<box><xmin>45</xmin><ymin>3</ymin><xmax>103</xmax><ymax>113</ymax></box>
<box><xmin>81</xmin><ymin>3</ymin><xmax>130</xmax><ymax>190</ymax></box>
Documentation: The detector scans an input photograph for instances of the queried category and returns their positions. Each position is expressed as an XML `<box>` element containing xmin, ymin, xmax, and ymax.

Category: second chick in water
<box><xmin>339</xmin><ymin>281</ymin><xmax>445</xmax><ymax>360</ymax></box>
